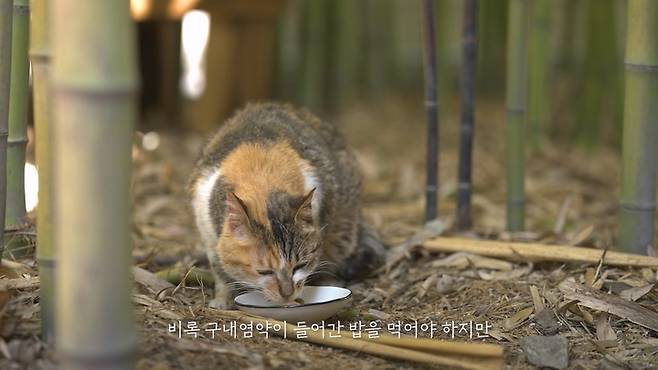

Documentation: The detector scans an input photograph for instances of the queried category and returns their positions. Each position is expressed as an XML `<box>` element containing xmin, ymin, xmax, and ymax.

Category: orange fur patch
<box><xmin>215</xmin><ymin>140</ymin><xmax>310</xmax><ymax>273</ymax></box>
<box><xmin>219</xmin><ymin>140</ymin><xmax>308</xmax><ymax>227</ymax></box>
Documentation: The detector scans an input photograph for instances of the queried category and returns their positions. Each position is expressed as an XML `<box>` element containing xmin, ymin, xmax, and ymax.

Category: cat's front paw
<box><xmin>208</xmin><ymin>296</ymin><xmax>235</xmax><ymax>310</ymax></box>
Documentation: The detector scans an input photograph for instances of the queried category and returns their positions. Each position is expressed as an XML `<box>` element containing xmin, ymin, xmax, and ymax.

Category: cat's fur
<box><xmin>188</xmin><ymin>103</ymin><xmax>384</xmax><ymax>308</ymax></box>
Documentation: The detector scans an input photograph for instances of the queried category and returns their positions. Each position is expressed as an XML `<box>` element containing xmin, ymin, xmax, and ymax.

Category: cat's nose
<box><xmin>279</xmin><ymin>279</ymin><xmax>294</xmax><ymax>299</ymax></box>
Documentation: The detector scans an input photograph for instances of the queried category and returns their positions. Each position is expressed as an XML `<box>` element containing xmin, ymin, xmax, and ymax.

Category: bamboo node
<box><xmin>619</xmin><ymin>201</ymin><xmax>656</xmax><ymax>212</ymax></box>
<box><xmin>624</xmin><ymin>62</ymin><xmax>658</xmax><ymax>73</ymax></box>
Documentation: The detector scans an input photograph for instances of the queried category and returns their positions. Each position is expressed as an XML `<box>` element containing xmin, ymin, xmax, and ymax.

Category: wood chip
<box><xmin>559</xmin><ymin>280</ymin><xmax>658</xmax><ymax>332</ymax></box>
<box><xmin>133</xmin><ymin>266</ymin><xmax>174</xmax><ymax>295</ymax></box>
<box><xmin>619</xmin><ymin>283</ymin><xmax>654</xmax><ymax>302</ymax></box>
<box><xmin>416</xmin><ymin>273</ymin><xmax>438</xmax><ymax>299</ymax></box>
<box><xmin>383</xmin><ymin>220</ymin><xmax>444</xmax><ymax>272</ymax></box>
<box><xmin>584</xmin><ymin>268</ymin><xmax>596</xmax><ymax>287</ymax></box>
<box><xmin>0</xmin><ymin>277</ymin><xmax>39</xmax><ymax>291</ymax></box>
<box><xmin>529</xmin><ymin>285</ymin><xmax>544</xmax><ymax>313</ymax></box>
<box><xmin>478</xmin><ymin>264</ymin><xmax>532</xmax><ymax>281</ymax></box>
<box><xmin>596</xmin><ymin>313</ymin><xmax>617</xmax><ymax>343</ymax></box>
<box><xmin>640</xmin><ymin>268</ymin><xmax>656</xmax><ymax>283</ymax></box>
<box><xmin>567</xmin><ymin>225</ymin><xmax>594</xmax><ymax>246</ymax></box>
<box><xmin>367</xmin><ymin>309</ymin><xmax>390</xmax><ymax>320</ymax></box>
<box><xmin>431</xmin><ymin>252</ymin><xmax>514</xmax><ymax>271</ymax></box>
<box><xmin>553</xmin><ymin>196</ymin><xmax>573</xmax><ymax>235</ymax></box>
<box><xmin>503</xmin><ymin>307</ymin><xmax>534</xmax><ymax>330</ymax></box>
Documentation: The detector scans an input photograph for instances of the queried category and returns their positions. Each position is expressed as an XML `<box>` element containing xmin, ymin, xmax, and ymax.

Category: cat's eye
<box><xmin>293</xmin><ymin>263</ymin><xmax>307</xmax><ymax>273</ymax></box>
<box><xmin>257</xmin><ymin>269</ymin><xmax>274</xmax><ymax>276</ymax></box>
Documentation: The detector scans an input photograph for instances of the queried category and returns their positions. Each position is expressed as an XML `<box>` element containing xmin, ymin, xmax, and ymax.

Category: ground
<box><xmin>1</xmin><ymin>97</ymin><xmax>657</xmax><ymax>369</ymax></box>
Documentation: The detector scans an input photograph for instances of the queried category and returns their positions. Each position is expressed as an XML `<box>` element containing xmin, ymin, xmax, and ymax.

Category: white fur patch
<box><xmin>193</xmin><ymin>167</ymin><xmax>222</xmax><ymax>246</ymax></box>
<box><xmin>300</xmin><ymin>165</ymin><xmax>322</xmax><ymax>222</ymax></box>
<box><xmin>293</xmin><ymin>269</ymin><xmax>309</xmax><ymax>283</ymax></box>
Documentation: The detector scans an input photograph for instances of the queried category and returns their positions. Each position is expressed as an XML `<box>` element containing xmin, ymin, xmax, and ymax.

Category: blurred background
<box><xmin>130</xmin><ymin>0</ymin><xmax>628</xmax><ymax>237</ymax></box>
<box><xmin>133</xmin><ymin>0</ymin><xmax>625</xmax><ymax>148</ymax></box>
<box><xmin>15</xmin><ymin>0</ymin><xmax>630</xmax><ymax>245</ymax></box>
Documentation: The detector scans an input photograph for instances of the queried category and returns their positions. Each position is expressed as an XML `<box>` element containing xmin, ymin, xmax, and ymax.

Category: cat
<box><xmin>188</xmin><ymin>103</ymin><xmax>385</xmax><ymax>308</ymax></box>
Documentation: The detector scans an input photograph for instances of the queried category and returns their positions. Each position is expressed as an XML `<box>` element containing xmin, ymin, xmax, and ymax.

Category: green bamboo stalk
<box><xmin>505</xmin><ymin>0</ymin><xmax>527</xmax><ymax>231</ymax></box>
<box><xmin>527</xmin><ymin>0</ymin><xmax>550</xmax><ymax>148</ymax></box>
<box><xmin>574</xmin><ymin>0</ymin><xmax>623</xmax><ymax>147</ymax></box>
<box><xmin>390</xmin><ymin>0</ymin><xmax>423</xmax><ymax>91</ymax></box>
<box><xmin>477</xmin><ymin>0</ymin><xmax>507</xmax><ymax>93</ymax></box>
<box><xmin>618</xmin><ymin>0</ymin><xmax>658</xmax><ymax>255</ymax></box>
<box><xmin>436</xmin><ymin>0</ymin><xmax>463</xmax><ymax>121</ymax></box>
<box><xmin>53</xmin><ymin>0</ymin><xmax>138</xmax><ymax>368</ymax></box>
<box><xmin>4</xmin><ymin>0</ymin><xmax>28</xmax><ymax>259</ymax></box>
<box><xmin>0</xmin><ymin>0</ymin><xmax>12</xmax><ymax>259</ymax></box>
<box><xmin>30</xmin><ymin>0</ymin><xmax>54</xmax><ymax>340</ymax></box>
<box><xmin>363</xmin><ymin>0</ymin><xmax>394</xmax><ymax>99</ymax></box>
<box><xmin>329</xmin><ymin>0</ymin><xmax>361</xmax><ymax>108</ymax></box>
<box><xmin>273</xmin><ymin>0</ymin><xmax>303</xmax><ymax>101</ymax></box>
<box><xmin>422</xmin><ymin>0</ymin><xmax>439</xmax><ymax>222</ymax></box>
<box><xmin>299</xmin><ymin>0</ymin><xmax>329</xmax><ymax>111</ymax></box>
<box><xmin>456</xmin><ymin>0</ymin><xmax>478</xmax><ymax>231</ymax></box>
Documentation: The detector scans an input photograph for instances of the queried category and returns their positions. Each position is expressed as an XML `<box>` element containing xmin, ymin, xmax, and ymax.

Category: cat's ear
<box><xmin>294</xmin><ymin>188</ymin><xmax>315</xmax><ymax>224</ymax></box>
<box><xmin>226</xmin><ymin>192</ymin><xmax>252</xmax><ymax>239</ymax></box>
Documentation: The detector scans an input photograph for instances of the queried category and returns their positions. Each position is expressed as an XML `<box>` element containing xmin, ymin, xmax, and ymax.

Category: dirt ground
<box><xmin>1</xmin><ymin>97</ymin><xmax>658</xmax><ymax>369</ymax></box>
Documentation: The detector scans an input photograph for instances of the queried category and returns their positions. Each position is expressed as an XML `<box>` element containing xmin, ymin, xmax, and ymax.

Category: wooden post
<box><xmin>184</xmin><ymin>0</ymin><xmax>286</xmax><ymax>132</ymax></box>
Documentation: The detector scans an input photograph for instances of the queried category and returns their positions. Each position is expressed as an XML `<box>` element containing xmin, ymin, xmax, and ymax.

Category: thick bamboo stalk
<box><xmin>527</xmin><ymin>0</ymin><xmax>550</xmax><ymax>148</ymax></box>
<box><xmin>3</xmin><ymin>0</ymin><xmax>28</xmax><ymax>258</ymax></box>
<box><xmin>53</xmin><ymin>1</ymin><xmax>138</xmax><ymax>369</ymax></box>
<box><xmin>456</xmin><ymin>0</ymin><xmax>478</xmax><ymax>231</ymax></box>
<box><xmin>618</xmin><ymin>0</ymin><xmax>658</xmax><ymax>255</ymax></box>
<box><xmin>422</xmin><ymin>0</ymin><xmax>439</xmax><ymax>222</ymax></box>
<box><xmin>30</xmin><ymin>0</ymin><xmax>54</xmax><ymax>340</ymax></box>
<box><xmin>505</xmin><ymin>0</ymin><xmax>527</xmax><ymax>231</ymax></box>
<box><xmin>424</xmin><ymin>237</ymin><xmax>658</xmax><ymax>267</ymax></box>
<box><xmin>0</xmin><ymin>0</ymin><xmax>12</xmax><ymax>259</ymax></box>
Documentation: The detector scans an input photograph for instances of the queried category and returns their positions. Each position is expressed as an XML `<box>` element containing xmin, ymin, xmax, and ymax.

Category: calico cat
<box><xmin>188</xmin><ymin>103</ymin><xmax>384</xmax><ymax>308</ymax></box>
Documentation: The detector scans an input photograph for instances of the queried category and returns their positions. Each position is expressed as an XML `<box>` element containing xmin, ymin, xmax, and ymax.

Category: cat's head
<box><xmin>219</xmin><ymin>189</ymin><xmax>321</xmax><ymax>303</ymax></box>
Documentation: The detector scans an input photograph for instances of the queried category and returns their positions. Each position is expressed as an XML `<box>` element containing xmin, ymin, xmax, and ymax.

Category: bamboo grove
<box><xmin>435</xmin><ymin>0</ymin><xmax>655</xmax><ymax>251</ymax></box>
<box><xmin>0</xmin><ymin>1</ymin><xmax>653</xmax><ymax>368</ymax></box>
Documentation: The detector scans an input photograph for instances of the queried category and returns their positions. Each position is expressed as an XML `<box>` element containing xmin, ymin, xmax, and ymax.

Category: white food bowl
<box><xmin>234</xmin><ymin>286</ymin><xmax>352</xmax><ymax>323</ymax></box>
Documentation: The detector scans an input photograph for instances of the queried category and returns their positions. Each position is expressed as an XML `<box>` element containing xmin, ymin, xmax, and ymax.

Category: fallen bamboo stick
<box><xmin>0</xmin><ymin>276</ymin><xmax>39</xmax><ymax>290</ymax></box>
<box><xmin>215</xmin><ymin>310</ymin><xmax>503</xmax><ymax>370</ymax></box>
<box><xmin>155</xmin><ymin>266</ymin><xmax>214</xmax><ymax>287</ymax></box>
<box><xmin>363</xmin><ymin>332</ymin><xmax>504</xmax><ymax>358</ymax></box>
<box><xmin>424</xmin><ymin>237</ymin><xmax>658</xmax><ymax>267</ymax></box>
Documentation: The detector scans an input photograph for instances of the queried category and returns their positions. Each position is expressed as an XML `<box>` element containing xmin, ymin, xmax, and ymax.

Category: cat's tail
<box><xmin>340</xmin><ymin>220</ymin><xmax>387</xmax><ymax>281</ymax></box>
